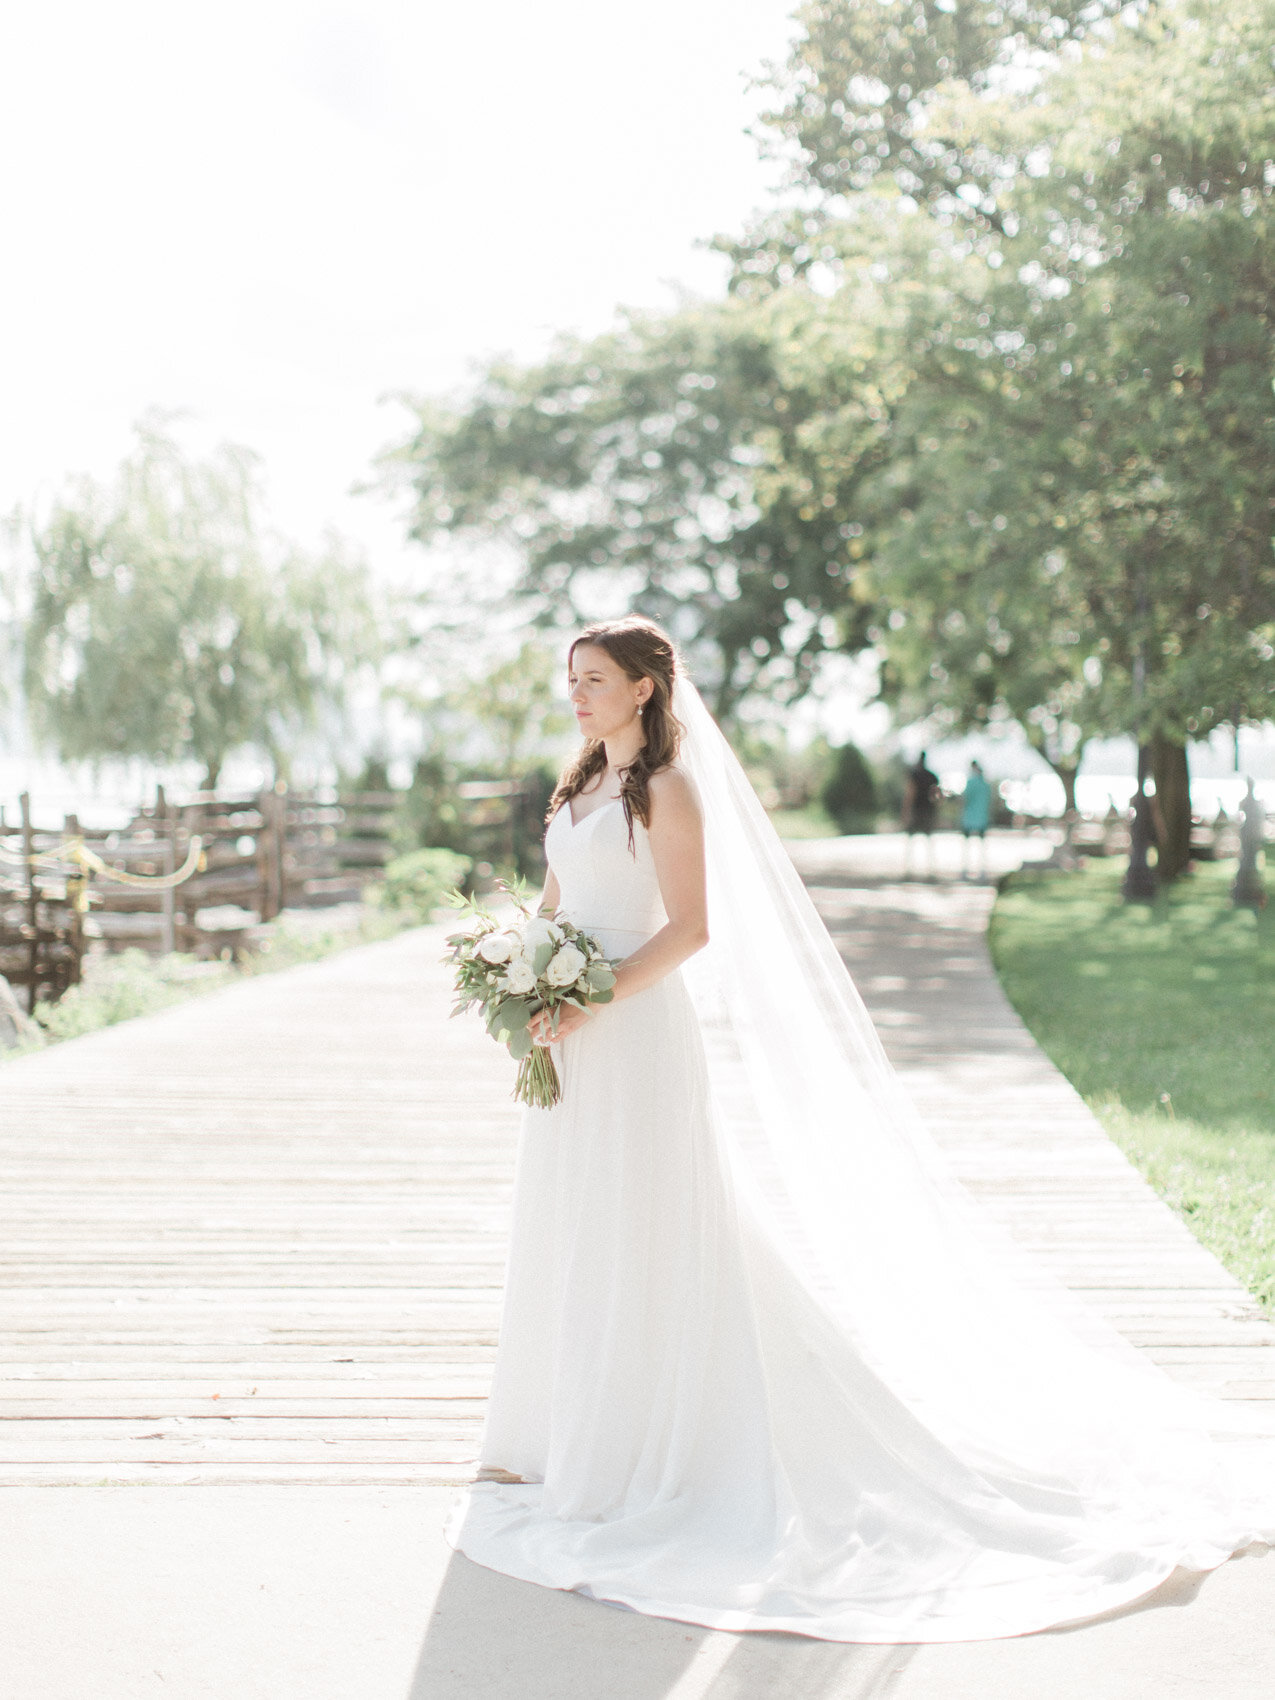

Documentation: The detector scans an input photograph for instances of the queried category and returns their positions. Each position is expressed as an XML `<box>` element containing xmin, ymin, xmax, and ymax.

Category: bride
<box><xmin>446</xmin><ymin>614</ymin><xmax>1274</xmax><ymax>1643</ymax></box>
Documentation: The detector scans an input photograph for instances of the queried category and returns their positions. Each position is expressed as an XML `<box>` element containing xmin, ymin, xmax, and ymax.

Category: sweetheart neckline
<box><xmin>565</xmin><ymin>795</ymin><xmax>623</xmax><ymax>831</ymax></box>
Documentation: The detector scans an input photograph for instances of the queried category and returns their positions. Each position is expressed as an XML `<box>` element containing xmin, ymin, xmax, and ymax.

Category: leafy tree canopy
<box><xmin>382</xmin><ymin>288</ymin><xmax>912</xmax><ymax>717</ymax></box>
<box><xmin>24</xmin><ymin>419</ymin><xmax>380</xmax><ymax>787</ymax></box>
<box><xmin>385</xmin><ymin>0</ymin><xmax>1274</xmax><ymax>842</ymax></box>
<box><xmin>743</xmin><ymin>0</ymin><xmax>1275</xmax><ymax>773</ymax></box>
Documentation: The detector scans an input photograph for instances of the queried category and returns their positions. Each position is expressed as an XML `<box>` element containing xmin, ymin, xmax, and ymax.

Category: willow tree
<box><xmin>24</xmin><ymin>420</ymin><xmax>377</xmax><ymax>787</ymax></box>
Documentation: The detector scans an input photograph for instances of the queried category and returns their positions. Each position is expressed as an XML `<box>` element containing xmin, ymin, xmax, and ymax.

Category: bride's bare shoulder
<box><xmin>647</xmin><ymin>765</ymin><xmax>703</xmax><ymax>824</ymax></box>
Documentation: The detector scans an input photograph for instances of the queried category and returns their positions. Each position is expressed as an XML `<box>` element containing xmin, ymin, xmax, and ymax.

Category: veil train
<box><xmin>672</xmin><ymin>673</ymin><xmax>1275</xmax><ymax>1524</ymax></box>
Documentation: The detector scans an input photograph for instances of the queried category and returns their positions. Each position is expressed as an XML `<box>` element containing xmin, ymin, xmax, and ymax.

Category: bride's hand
<box><xmin>530</xmin><ymin>1002</ymin><xmax>593</xmax><ymax>1046</ymax></box>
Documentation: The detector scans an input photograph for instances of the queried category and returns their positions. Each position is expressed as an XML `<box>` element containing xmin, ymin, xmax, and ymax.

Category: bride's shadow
<box><xmin>406</xmin><ymin>1552</ymin><xmax>917</xmax><ymax>1700</ymax></box>
<box><xmin>406</xmin><ymin>1549</ymin><xmax>1271</xmax><ymax>1699</ymax></box>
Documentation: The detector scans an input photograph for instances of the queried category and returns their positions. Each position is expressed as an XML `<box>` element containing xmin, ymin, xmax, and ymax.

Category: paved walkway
<box><xmin>1</xmin><ymin>828</ymin><xmax>1271</xmax><ymax>1698</ymax></box>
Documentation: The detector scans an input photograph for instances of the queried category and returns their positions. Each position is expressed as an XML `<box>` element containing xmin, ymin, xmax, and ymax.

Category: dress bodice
<box><xmin>545</xmin><ymin>798</ymin><xmax>667</xmax><ymax>944</ymax></box>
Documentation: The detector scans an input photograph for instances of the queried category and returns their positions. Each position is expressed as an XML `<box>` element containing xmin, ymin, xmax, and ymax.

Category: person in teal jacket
<box><xmin>960</xmin><ymin>760</ymin><xmax>993</xmax><ymax>879</ymax></box>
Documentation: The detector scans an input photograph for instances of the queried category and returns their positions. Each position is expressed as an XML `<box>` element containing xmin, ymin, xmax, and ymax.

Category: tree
<box><xmin>0</xmin><ymin>511</ymin><xmax>23</xmax><ymax>729</ymax></box>
<box><xmin>454</xmin><ymin>642</ymin><xmax>573</xmax><ymax>774</ymax></box>
<box><xmin>382</xmin><ymin>0</ymin><xmax>1275</xmax><ymax>881</ymax></box>
<box><xmin>23</xmin><ymin>420</ymin><xmax>378</xmax><ymax>787</ymax></box>
<box><xmin>822</xmin><ymin>741</ymin><xmax>878</xmax><ymax>831</ymax></box>
<box><xmin>746</xmin><ymin>0</ymin><xmax>1275</xmax><ymax>873</ymax></box>
<box><xmin>761</xmin><ymin>0</ymin><xmax>1122</xmax><ymax>221</ymax></box>
<box><xmin>381</xmin><ymin>291</ymin><xmax>902</xmax><ymax>718</ymax></box>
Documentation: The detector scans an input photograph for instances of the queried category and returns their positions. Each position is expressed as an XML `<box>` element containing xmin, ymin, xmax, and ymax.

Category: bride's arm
<box><xmin>532</xmin><ymin>769</ymin><xmax>707</xmax><ymax>1045</ymax></box>
<box><xmin>608</xmin><ymin>768</ymin><xmax>709</xmax><ymax>1002</ymax></box>
<box><xmin>536</xmin><ymin>869</ymin><xmax>562</xmax><ymax>916</ymax></box>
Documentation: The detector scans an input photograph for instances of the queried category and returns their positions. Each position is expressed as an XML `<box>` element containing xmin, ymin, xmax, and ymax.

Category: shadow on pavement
<box><xmin>407</xmin><ymin>1552</ymin><xmax>701</xmax><ymax>1699</ymax></box>
<box><xmin>407</xmin><ymin>1551</ymin><xmax>1274</xmax><ymax>1698</ymax></box>
<box><xmin>407</xmin><ymin>1552</ymin><xmax>919</xmax><ymax>1700</ymax></box>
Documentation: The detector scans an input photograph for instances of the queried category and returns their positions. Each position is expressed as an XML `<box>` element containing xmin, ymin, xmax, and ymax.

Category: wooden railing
<box><xmin>0</xmin><ymin>785</ymin><xmax>400</xmax><ymax>1010</ymax></box>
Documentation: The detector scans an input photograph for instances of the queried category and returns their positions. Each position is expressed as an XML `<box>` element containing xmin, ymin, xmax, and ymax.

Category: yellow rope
<box><xmin>0</xmin><ymin>839</ymin><xmax>82</xmax><ymax>868</ymax></box>
<box><xmin>0</xmin><ymin>835</ymin><xmax>205</xmax><ymax>887</ymax></box>
<box><xmin>72</xmin><ymin>837</ymin><xmax>205</xmax><ymax>888</ymax></box>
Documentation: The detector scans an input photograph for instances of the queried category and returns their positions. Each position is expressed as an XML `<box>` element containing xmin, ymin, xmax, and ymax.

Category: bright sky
<box><xmin>0</xmin><ymin>0</ymin><xmax>799</xmax><ymax>575</ymax></box>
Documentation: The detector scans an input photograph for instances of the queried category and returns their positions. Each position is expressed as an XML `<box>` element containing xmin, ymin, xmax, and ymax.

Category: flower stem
<box><xmin>514</xmin><ymin>1046</ymin><xmax>561</xmax><ymax>1109</ymax></box>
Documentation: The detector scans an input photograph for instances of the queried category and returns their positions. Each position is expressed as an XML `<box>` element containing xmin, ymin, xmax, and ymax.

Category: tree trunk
<box><xmin>1029</xmin><ymin>739</ymin><xmax>1083</xmax><ymax>824</ymax></box>
<box><xmin>267</xmin><ymin>743</ymin><xmax>292</xmax><ymax>789</ymax></box>
<box><xmin>1050</xmin><ymin>759</ymin><xmax>1079</xmax><ymax>819</ymax></box>
<box><xmin>1150</xmin><ymin>734</ymin><xmax>1192</xmax><ymax>881</ymax></box>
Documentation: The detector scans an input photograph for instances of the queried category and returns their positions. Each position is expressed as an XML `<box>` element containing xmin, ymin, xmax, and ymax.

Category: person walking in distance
<box><xmin>903</xmin><ymin>751</ymin><xmax>940</xmax><ymax>878</ymax></box>
<box><xmin>961</xmin><ymin>760</ymin><xmax>993</xmax><ymax>880</ymax></box>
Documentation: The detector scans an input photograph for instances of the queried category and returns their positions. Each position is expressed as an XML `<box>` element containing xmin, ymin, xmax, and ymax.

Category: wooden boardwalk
<box><xmin>0</xmin><ymin>936</ymin><xmax>508</xmax><ymax>1483</ymax></box>
<box><xmin>1</xmin><ymin>837</ymin><xmax>1272</xmax><ymax>1484</ymax></box>
<box><xmin>792</xmin><ymin>835</ymin><xmax>1275</xmax><ymax>1417</ymax></box>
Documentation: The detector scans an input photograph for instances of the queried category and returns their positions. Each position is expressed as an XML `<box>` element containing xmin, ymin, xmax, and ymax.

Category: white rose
<box><xmin>520</xmin><ymin>916</ymin><xmax>562</xmax><ymax>953</ymax></box>
<box><xmin>501</xmin><ymin>959</ymin><xmax>537</xmax><ymax>995</ymax></box>
<box><xmin>544</xmin><ymin>943</ymin><xmax>587</xmax><ymax>987</ymax></box>
<box><xmin>477</xmin><ymin>930</ymin><xmax>517</xmax><ymax>964</ymax></box>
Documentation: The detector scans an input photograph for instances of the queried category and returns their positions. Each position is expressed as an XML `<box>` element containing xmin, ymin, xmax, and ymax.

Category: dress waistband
<box><xmin>567</xmin><ymin>920</ymin><xmax>657</xmax><ymax>946</ymax></box>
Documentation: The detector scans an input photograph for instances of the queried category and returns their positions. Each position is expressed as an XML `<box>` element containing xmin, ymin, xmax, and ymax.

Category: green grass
<box><xmin>989</xmin><ymin>861</ymin><xmax>1275</xmax><ymax>1310</ymax></box>
<box><xmin>769</xmin><ymin>806</ymin><xmax>856</xmax><ymax>840</ymax></box>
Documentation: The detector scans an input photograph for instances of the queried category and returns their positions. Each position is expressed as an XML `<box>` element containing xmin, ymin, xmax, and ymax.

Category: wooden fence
<box><xmin>0</xmin><ymin>795</ymin><xmax>86</xmax><ymax>1010</ymax></box>
<box><xmin>0</xmin><ymin>785</ymin><xmax>400</xmax><ymax>1011</ymax></box>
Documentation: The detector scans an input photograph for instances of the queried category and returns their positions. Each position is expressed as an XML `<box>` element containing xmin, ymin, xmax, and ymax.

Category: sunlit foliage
<box><xmin>24</xmin><ymin>419</ymin><xmax>378</xmax><ymax>786</ymax></box>
<box><xmin>387</xmin><ymin>0</ymin><xmax>1275</xmax><ymax>860</ymax></box>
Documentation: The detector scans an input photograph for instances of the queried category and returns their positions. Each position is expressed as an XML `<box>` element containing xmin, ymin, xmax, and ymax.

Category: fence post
<box><xmin>257</xmin><ymin>786</ymin><xmax>276</xmax><ymax>922</ymax></box>
<box><xmin>272</xmin><ymin>781</ymin><xmax>288</xmax><ymax>918</ymax></box>
<box><xmin>176</xmin><ymin>798</ymin><xmax>203</xmax><ymax>953</ymax></box>
<box><xmin>20</xmin><ymin>792</ymin><xmax>38</xmax><ymax>1014</ymax></box>
<box><xmin>255</xmin><ymin>783</ymin><xmax>288</xmax><ymax>921</ymax></box>
<box><xmin>63</xmin><ymin>812</ymin><xmax>85</xmax><ymax>986</ymax></box>
<box><xmin>158</xmin><ymin>784</ymin><xmax>177</xmax><ymax>955</ymax></box>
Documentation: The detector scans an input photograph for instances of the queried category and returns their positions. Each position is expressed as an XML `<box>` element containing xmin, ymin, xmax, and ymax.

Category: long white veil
<box><xmin>672</xmin><ymin>672</ymin><xmax>1274</xmax><ymax>1507</ymax></box>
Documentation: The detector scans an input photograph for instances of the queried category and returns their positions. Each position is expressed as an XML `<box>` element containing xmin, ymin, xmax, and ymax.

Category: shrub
<box><xmin>37</xmin><ymin>950</ymin><xmax>230</xmax><ymax>1040</ymax></box>
<box><xmin>393</xmin><ymin>754</ymin><xmax>468</xmax><ymax>857</ymax></box>
<box><xmin>373</xmin><ymin>847</ymin><xmax>473</xmax><ymax>922</ymax></box>
<box><xmin>821</xmin><ymin>742</ymin><xmax>879</xmax><ymax>833</ymax></box>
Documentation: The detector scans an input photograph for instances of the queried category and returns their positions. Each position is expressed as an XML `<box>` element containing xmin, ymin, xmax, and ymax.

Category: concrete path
<box><xmin>1</xmin><ymin>828</ymin><xmax>1272</xmax><ymax>1698</ymax></box>
<box><xmin>1</xmin><ymin>1484</ymin><xmax>1271</xmax><ymax>1700</ymax></box>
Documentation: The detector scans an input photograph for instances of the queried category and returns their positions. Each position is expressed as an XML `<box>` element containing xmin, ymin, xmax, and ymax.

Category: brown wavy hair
<box><xmin>547</xmin><ymin>616</ymin><xmax>683</xmax><ymax>850</ymax></box>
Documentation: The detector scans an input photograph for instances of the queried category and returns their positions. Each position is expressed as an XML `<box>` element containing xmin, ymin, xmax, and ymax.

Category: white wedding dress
<box><xmin>447</xmin><ymin>688</ymin><xmax>1274</xmax><ymax>1643</ymax></box>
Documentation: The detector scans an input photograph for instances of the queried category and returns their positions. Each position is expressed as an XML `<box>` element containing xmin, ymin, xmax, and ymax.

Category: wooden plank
<box><xmin>1</xmin><ymin>840</ymin><xmax>1272</xmax><ymax>1490</ymax></box>
<box><xmin>0</xmin><ymin>928</ymin><xmax>511</xmax><ymax>1480</ymax></box>
<box><xmin>790</xmin><ymin>842</ymin><xmax>1275</xmax><ymax>1418</ymax></box>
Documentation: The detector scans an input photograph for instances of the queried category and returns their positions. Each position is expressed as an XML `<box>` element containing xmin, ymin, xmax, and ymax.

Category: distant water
<box><xmin>925</xmin><ymin>725</ymin><xmax>1275</xmax><ymax>820</ymax></box>
<box><xmin>4</xmin><ymin>727</ymin><xmax>1273</xmax><ymax>835</ymax></box>
<box><xmin>0</xmin><ymin>752</ymin><xmax>271</xmax><ymax>832</ymax></box>
<box><xmin>992</xmin><ymin>771</ymin><xmax>1272</xmax><ymax>821</ymax></box>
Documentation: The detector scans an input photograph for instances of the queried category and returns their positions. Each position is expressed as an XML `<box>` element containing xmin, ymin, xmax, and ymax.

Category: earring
<box><xmin>637</xmin><ymin>703</ymin><xmax>644</xmax><ymax>716</ymax></box>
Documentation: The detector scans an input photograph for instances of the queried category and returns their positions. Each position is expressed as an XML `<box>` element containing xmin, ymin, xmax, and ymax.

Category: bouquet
<box><xmin>444</xmin><ymin>884</ymin><xmax>619</xmax><ymax>1108</ymax></box>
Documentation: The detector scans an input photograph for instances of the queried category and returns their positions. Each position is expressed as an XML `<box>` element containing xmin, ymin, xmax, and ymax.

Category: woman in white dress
<box><xmin>446</xmin><ymin>614</ymin><xmax>1274</xmax><ymax>1643</ymax></box>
